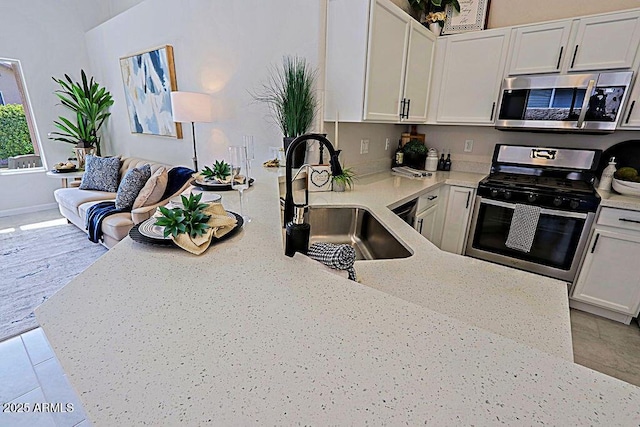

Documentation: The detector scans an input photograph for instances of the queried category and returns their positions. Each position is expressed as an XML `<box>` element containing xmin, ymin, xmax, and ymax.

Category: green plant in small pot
<box><xmin>332</xmin><ymin>167</ymin><xmax>356</xmax><ymax>192</ymax></box>
<box><xmin>403</xmin><ymin>140</ymin><xmax>428</xmax><ymax>170</ymax></box>
<box><xmin>50</xmin><ymin>70</ymin><xmax>114</xmax><ymax>166</ymax></box>
<box><xmin>155</xmin><ymin>193</ymin><xmax>211</xmax><ymax>238</ymax></box>
<box><xmin>252</xmin><ymin>56</ymin><xmax>317</xmax><ymax>168</ymax></box>
<box><xmin>408</xmin><ymin>0</ymin><xmax>461</xmax><ymax>29</ymax></box>
<box><xmin>201</xmin><ymin>160</ymin><xmax>231</xmax><ymax>183</ymax></box>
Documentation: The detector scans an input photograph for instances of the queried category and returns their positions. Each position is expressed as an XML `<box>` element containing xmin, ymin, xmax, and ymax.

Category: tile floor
<box><xmin>571</xmin><ymin>308</ymin><xmax>640</xmax><ymax>386</ymax></box>
<box><xmin>0</xmin><ymin>328</ymin><xmax>91</xmax><ymax>427</ymax></box>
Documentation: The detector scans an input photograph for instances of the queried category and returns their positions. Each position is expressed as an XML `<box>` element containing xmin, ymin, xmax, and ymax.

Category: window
<box><xmin>0</xmin><ymin>59</ymin><xmax>43</xmax><ymax>170</ymax></box>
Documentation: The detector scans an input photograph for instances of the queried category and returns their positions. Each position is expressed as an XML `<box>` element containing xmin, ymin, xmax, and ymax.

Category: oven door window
<box><xmin>472</xmin><ymin>202</ymin><xmax>585</xmax><ymax>270</ymax></box>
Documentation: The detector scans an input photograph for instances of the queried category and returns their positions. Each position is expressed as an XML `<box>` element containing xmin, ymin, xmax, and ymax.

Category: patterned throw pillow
<box><xmin>79</xmin><ymin>155</ymin><xmax>121</xmax><ymax>192</ymax></box>
<box><xmin>132</xmin><ymin>167</ymin><xmax>169</xmax><ymax>209</ymax></box>
<box><xmin>115</xmin><ymin>164</ymin><xmax>151</xmax><ymax>210</ymax></box>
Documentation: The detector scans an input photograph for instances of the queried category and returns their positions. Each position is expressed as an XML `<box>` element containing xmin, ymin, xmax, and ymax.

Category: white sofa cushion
<box><xmin>54</xmin><ymin>188</ymin><xmax>116</xmax><ymax>216</ymax></box>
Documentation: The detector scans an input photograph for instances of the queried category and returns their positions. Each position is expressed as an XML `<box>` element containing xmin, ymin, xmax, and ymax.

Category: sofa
<box><xmin>54</xmin><ymin>157</ymin><xmax>192</xmax><ymax>248</ymax></box>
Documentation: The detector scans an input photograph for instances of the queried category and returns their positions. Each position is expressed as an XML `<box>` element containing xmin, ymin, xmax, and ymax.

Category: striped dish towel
<box><xmin>307</xmin><ymin>242</ymin><xmax>357</xmax><ymax>281</ymax></box>
<box><xmin>505</xmin><ymin>204</ymin><xmax>541</xmax><ymax>253</ymax></box>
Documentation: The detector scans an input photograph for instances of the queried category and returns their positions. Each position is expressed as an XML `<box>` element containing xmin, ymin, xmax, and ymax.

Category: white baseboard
<box><xmin>0</xmin><ymin>203</ymin><xmax>58</xmax><ymax>218</ymax></box>
<box><xmin>569</xmin><ymin>299</ymin><xmax>634</xmax><ymax>325</ymax></box>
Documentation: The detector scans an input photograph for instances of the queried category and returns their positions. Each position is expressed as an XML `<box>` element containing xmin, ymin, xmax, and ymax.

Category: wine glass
<box><xmin>228</xmin><ymin>145</ymin><xmax>250</xmax><ymax>222</ymax></box>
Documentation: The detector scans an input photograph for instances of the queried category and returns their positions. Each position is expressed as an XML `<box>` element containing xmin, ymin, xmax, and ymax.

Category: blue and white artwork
<box><xmin>119</xmin><ymin>45</ymin><xmax>181</xmax><ymax>138</ymax></box>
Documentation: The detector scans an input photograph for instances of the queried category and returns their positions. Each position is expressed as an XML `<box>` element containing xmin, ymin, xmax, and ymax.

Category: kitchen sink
<box><xmin>306</xmin><ymin>206</ymin><xmax>412</xmax><ymax>260</ymax></box>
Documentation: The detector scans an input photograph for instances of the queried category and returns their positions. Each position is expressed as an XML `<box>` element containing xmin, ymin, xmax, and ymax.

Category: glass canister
<box><xmin>425</xmin><ymin>148</ymin><xmax>439</xmax><ymax>172</ymax></box>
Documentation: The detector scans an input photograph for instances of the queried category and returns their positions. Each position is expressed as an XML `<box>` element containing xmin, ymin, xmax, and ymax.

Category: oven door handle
<box><xmin>480</xmin><ymin>198</ymin><xmax>588</xmax><ymax>219</ymax></box>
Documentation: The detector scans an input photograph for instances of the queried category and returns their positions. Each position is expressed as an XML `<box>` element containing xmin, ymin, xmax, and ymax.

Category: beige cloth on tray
<box><xmin>172</xmin><ymin>202</ymin><xmax>238</xmax><ymax>255</ymax></box>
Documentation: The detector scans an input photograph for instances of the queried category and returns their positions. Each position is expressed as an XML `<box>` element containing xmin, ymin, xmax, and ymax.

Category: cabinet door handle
<box><xmin>490</xmin><ymin>102</ymin><xmax>496</xmax><ymax>121</ymax></box>
<box><xmin>556</xmin><ymin>46</ymin><xmax>564</xmax><ymax>70</ymax></box>
<box><xmin>570</xmin><ymin>44</ymin><xmax>579</xmax><ymax>68</ymax></box>
<box><xmin>465</xmin><ymin>192</ymin><xmax>471</xmax><ymax>209</ymax></box>
<box><xmin>626</xmin><ymin>100</ymin><xmax>636</xmax><ymax>124</ymax></box>
<box><xmin>590</xmin><ymin>233</ymin><xmax>600</xmax><ymax>253</ymax></box>
<box><xmin>418</xmin><ymin>218</ymin><xmax>424</xmax><ymax>233</ymax></box>
<box><xmin>406</xmin><ymin>98</ymin><xmax>411</xmax><ymax>118</ymax></box>
<box><xmin>399</xmin><ymin>99</ymin><xmax>405</xmax><ymax>120</ymax></box>
<box><xmin>427</xmin><ymin>195</ymin><xmax>438</xmax><ymax>200</ymax></box>
<box><xmin>619</xmin><ymin>217</ymin><xmax>640</xmax><ymax>224</ymax></box>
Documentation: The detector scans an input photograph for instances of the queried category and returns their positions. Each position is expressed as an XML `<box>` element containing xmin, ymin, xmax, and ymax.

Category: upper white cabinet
<box><xmin>325</xmin><ymin>0</ymin><xmax>435</xmax><ymax>123</ymax></box>
<box><xmin>433</xmin><ymin>29</ymin><xmax>511</xmax><ymax>124</ymax></box>
<box><xmin>506</xmin><ymin>10</ymin><xmax>640</xmax><ymax>76</ymax></box>
<box><xmin>506</xmin><ymin>21</ymin><xmax>573</xmax><ymax>75</ymax></box>
<box><xmin>568</xmin><ymin>10</ymin><xmax>640</xmax><ymax>72</ymax></box>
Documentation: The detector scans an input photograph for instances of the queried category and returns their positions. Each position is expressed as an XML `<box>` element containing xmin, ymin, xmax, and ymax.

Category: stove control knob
<box><xmin>553</xmin><ymin>197</ymin><xmax>563</xmax><ymax>207</ymax></box>
<box><xmin>569</xmin><ymin>199</ymin><xmax>580</xmax><ymax>210</ymax></box>
<box><xmin>527</xmin><ymin>193</ymin><xmax>538</xmax><ymax>203</ymax></box>
<box><xmin>490</xmin><ymin>189</ymin><xmax>499</xmax><ymax>197</ymax></box>
<box><xmin>503</xmin><ymin>190</ymin><xmax>512</xmax><ymax>200</ymax></box>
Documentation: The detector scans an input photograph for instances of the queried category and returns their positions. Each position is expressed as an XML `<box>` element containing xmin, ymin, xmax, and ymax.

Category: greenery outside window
<box><xmin>0</xmin><ymin>58</ymin><xmax>44</xmax><ymax>171</ymax></box>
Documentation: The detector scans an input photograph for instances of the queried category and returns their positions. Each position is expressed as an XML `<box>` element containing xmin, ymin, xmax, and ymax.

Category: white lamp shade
<box><xmin>170</xmin><ymin>91</ymin><xmax>213</xmax><ymax>123</ymax></box>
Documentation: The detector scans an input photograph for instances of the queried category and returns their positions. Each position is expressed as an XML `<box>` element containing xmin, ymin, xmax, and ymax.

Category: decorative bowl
<box><xmin>612</xmin><ymin>178</ymin><xmax>640</xmax><ymax>196</ymax></box>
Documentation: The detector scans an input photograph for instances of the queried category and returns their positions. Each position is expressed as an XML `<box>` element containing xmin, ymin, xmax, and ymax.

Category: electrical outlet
<box><xmin>464</xmin><ymin>140</ymin><xmax>474</xmax><ymax>152</ymax></box>
<box><xmin>385</xmin><ymin>138</ymin><xmax>390</xmax><ymax>151</ymax></box>
<box><xmin>360</xmin><ymin>139</ymin><xmax>369</xmax><ymax>154</ymax></box>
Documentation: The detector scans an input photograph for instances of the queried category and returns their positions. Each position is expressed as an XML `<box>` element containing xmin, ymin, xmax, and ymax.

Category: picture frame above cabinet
<box><xmin>325</xmin><ymin>0</ymin><xmax>436</xmax><ymax>123</ymax></box>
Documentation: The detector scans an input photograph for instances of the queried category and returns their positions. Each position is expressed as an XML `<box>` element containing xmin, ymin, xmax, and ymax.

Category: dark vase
<box><xmin>284</xmin><ymin>137</ymin><xmax>306</xmax><ymax>169</ymax></box>
<box><xmin>404</xmin><ymin>152</ymin><xmax>427</xmax><ymax>170</ymax></box>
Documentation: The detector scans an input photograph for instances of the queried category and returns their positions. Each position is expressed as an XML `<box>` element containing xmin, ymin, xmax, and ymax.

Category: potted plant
<box><xmin>332</xmin><ymin>167</ymin><xmax>356</xmax><ymax>192</ymax></box>
<box><xmin>252</xmin><ymin>56</ymin><xmax>317</xmax><ymax>168</ymax></box>
<box><xmin>408</xmin><ymin>0</ymin><xmax>461</xmax><ymax>33</ymax></box>
<box><xmin>50</xmin><ymin>70</ymin><xmax>114</xmax><ymax>166</ymax></box>
<box><xmin>403</xmin><ymin>140</ymin><xmax>428</xmax><ymax>170</ymax></box>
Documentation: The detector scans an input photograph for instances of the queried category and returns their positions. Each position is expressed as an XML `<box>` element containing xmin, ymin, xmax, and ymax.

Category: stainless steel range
<box><xmin>466</xmin><ymin>144</ymin><xmax>602</xmax><ymax>282</ymax></box>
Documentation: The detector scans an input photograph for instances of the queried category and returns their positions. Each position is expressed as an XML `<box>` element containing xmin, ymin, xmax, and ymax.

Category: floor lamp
<box><xmin>170</xmin><ymin>91</ymin><xmax>213</xmax><ymax>172</ymax></box>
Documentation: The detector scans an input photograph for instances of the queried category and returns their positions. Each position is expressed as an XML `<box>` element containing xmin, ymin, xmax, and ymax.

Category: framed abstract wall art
<box><xmin>119</xmin><ymin>45</ymin><xmax>182</xmax><ymax>138</ymax></box>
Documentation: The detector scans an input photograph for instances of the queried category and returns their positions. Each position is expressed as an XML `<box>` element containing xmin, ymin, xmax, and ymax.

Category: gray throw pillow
<box><xmin>115</xmin><ymin>164</ymin><xmax>152</xmax><ymax>210</ymax></box>
<box><xmin>79</xmin><ymin>155</ymin><xmax>121</xmax><ymax>192</ymax></box>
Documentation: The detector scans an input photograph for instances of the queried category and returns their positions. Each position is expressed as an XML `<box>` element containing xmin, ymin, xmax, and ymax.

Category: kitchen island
<box><xmin>36</xmin><ymin>167</ymin><xmax>640</xmax><ymax>425</ymax></box>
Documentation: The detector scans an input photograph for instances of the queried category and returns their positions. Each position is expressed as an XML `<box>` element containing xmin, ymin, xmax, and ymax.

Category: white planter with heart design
<box><xmin>307</xmin><ymin>165</ymin><xmax>332</xmax><ymax>192</ymax></box>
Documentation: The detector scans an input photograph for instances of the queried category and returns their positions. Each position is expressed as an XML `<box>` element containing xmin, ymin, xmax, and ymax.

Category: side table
<box><xmin>46</xmin><ymin>170</ymin><xmax>85</xmax><ymax>188</ymax></box>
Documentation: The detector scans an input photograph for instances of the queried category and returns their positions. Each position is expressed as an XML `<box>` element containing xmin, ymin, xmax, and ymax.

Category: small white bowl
<box><xmin>612</xmin><ymin>178</ymin><xmax>640</xmax><ymax>196</ymax></box>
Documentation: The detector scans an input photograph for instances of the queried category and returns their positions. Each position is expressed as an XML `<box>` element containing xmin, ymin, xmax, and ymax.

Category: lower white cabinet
<box><xmin>440</xmin><ymin>186</ymin><xmax>475</xmax><ymax>255</ymax></box>
<box><xmin>415</xmin><ymin>203</ymin><xmax>439</xmax><ymax>244</ymax></box>
<box><xmin>572</xmin><ymin>210</ymin><xmax>640</xmax><ymax>318</ymax></box>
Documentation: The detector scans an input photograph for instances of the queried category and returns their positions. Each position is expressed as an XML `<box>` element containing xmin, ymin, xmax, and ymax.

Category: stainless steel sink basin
<box><xmin>306</xmin><ymin>206</ymin><xmax>412</xmax><ymax>260</ymax></box>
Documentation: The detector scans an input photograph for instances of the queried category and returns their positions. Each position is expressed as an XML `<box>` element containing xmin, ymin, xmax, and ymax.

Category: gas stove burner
<box><xmin>479</xmin><ymin>144</ymin><xmax>602</xmax><ymax>213</ymax></box>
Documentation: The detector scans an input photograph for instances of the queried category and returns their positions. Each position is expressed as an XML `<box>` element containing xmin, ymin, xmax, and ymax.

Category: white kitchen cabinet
<box><xmin>440</xmin><ymin>186</ymin><xmax>475</xmax><ymax>254</ymax></box>
<box><xmin>567</xmin><ymin>10</ymin><xmax>640</xmax><ymax>72</ymax></box>
<box><xmin>414</xmin><ymin>187</ymin><xmax>441</xmax><ymax>246</ymax></box>
<box><xmin>415</xmin><ymin>204</ymin><xmax>439</xmax><ymax>243</ymax></box>
<box><xmin>571</xmin><ymin>207</ymin><xmax>640</xmax><ymax>324</ymax></box>
<box><xmin>506</xmin><ymin>21</ymin><xmax>573</xmax><ymax>75</ymax></box>
<box><xmin>434</xmin><ymin>29</ymin><xmax>511</xmax><ymax>124</ymax></box>
<box><xmin>325</xmin><ymin>0</ymin><xmax>436</xmax><ymax>123</ymax></box>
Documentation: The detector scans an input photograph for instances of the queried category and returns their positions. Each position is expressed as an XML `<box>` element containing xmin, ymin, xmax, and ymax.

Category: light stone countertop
<box><xmin>35</xmin><ymin>167</ymin><xmax>640</xmax><ymax>425</ymax></box>
<box><xmin>597</xmin><ymin>188</ymin><xmax>640</xmax><ymax>211</ymax></box>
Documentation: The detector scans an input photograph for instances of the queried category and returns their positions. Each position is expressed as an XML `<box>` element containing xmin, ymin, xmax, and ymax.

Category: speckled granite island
<box><xmin>36</xmin><ymin>167</ymin><xmax>640</xmax><ymax>425</ymax></box>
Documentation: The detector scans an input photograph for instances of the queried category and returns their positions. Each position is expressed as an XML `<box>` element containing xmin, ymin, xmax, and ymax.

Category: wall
<box><xmin>85</xmin><ymin>0</ymin><xmax>323</xmax><ymax>171</ymax></box>
<box><xmin>0</xmin><ymin>1</ymin><xmax>111</xmax><ymax>215</ymax></box>
<box><xmin>417</xmin><ymin>125</ymin><xmax>640</xmax><ymax>173</ymax></box>
<box><xmin>488</xmin><ymin>0</ymin><xmax>640</xmax><ymax>28</ymax></box>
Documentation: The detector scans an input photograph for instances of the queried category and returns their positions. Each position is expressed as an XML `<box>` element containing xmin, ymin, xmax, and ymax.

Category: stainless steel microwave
<box><xmin>495</xmin><ymin>71</ymin><xmax>633</xmax><ymax>133</ymax></box>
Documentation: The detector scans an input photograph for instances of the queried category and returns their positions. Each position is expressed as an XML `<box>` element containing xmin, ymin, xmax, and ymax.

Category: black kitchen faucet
<box><xmin>283</xmin><ymin>134</ymin><xmax>343</xmax><ymax>226</ymax></box>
